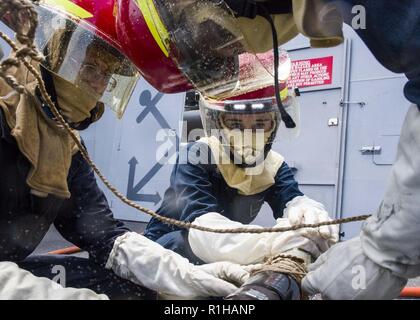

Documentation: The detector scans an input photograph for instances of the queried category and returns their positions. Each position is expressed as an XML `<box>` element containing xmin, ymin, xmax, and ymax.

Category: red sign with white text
<box><xmin>289</xmin><ymin>56</ymin><xmax>334</xmax><ymax>88</ymax></box>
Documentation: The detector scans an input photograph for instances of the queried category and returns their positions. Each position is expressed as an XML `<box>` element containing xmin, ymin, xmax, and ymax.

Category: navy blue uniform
<box><xmin>144</xmin><ymin>142</ymin><xmax>303</xmax><ymax>264</ymax></box>
<box><xmin>0</xmin><ymin>109</ymin><xmax>154</xmax><ymax>299</ymax></box>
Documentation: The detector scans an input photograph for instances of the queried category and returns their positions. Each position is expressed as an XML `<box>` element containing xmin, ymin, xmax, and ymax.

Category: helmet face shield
<box><xmin>151</xmin><ymin>0</ymin><xmax>290</xmax><ymax>100</ymax></box>
<box><xmin>199</xmin><ymin>95</ymin><xmax>281</xmax><ymax>167</ymax></box>
<box><xmin>35</xmin><ymin>5</ymin><xmax>139</xmax><ymax>119</ymax></box>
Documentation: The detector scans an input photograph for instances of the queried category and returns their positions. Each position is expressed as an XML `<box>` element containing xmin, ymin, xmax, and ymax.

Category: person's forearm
<box><xmin>0</xmin><ymin>262</ymin><xmax>108</xmax><ymax>300</ymax></box>
<box><xmin>105</xmin><ymin>232</ymin><xmax>246</xmax><ymax>299</ymax></box>
<box><xmin>361</xmin><ymin>104</ymin><xmax>420</xmax><ymax>279</ymax></box>
<box><xmin>188</xmin><ymin>213</ymin><xmax>271</xmax><ymax>264</ymax></box>
<box><xmin>188</xmin><ymin>212</ymin><xmax>327</xmax><ymax>265</ymax></box>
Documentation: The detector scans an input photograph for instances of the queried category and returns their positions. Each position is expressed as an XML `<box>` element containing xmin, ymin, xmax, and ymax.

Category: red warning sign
<box><xmin>289</xmin><ymin>56</ymin><xmax>334</xmax><ymax>88</ymax></box>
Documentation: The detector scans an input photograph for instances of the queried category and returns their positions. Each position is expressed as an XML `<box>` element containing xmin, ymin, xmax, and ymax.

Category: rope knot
<box><xmin>251</xmin><ymin>254</ymin><xmax>308</xmax><ymax>283</ymax></box>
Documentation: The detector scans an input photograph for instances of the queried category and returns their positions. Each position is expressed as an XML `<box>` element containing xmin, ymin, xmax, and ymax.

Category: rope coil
<box><xmin>252</xmin><ymin>254</ymin><xmax>308</xmax><ymax>283</ymax></box>
<box><xmin>0</xmin><ymin>0</ymin><xmax>372</xmax><ymax>235</ymax></box>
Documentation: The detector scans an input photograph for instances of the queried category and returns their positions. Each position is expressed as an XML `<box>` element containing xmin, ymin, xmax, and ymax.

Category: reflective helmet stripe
<box><xmin>43</xmin><ymin>0</ymin><xmax>93</xmax><ymax>19</ymax></box>
<box><xmin>280</xmin><ymin>86</ymin><xmax>289</xmax><ymax>101</ymax></box>
<box><xmin>135</xmin><ymin>0</ymin><xmax>170</xmax><ymax>57</ymax></box>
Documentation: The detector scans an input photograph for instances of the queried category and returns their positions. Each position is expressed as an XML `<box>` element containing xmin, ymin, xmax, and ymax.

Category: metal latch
<box><xmin>360</xmin><ymin>146</ymin><xmax>382</xmax><ymax>155</ymax></box>
<box><xmin>340</xmin><ymin>100</ymin><xmax>366</xmax><ymax>108</ymax></box>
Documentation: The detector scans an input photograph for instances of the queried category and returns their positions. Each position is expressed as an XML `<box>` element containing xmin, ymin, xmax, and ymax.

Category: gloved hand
<box><xmin>106</xmin><ymin>232</ymin><xmax>249</xmax><ymax>299</ymax></box>
<box><xmin>303</xmin><ymin>105</ymin><xmax>420</xmax><ymax>300</ymax></box>
<box><xmin>284</xmin><ymin>196</ymin><xmax>339</xmax><ymax>250</ymax></box>
<box><xmin>0</xmin><ymin>262</ymin><xmax>108</xmax><ymax>300</ymax></box>
<box><xmin>301</xmin><ymin>238</ymin><xmax>407</xmax><ymax>300</ymax></box>
<box><xmin>188</xmin><ymin>212</ymin><xmax>331</xmax><ymax>265</ymax></box>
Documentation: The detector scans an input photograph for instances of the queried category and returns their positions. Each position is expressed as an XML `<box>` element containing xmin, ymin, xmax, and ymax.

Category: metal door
<box><xmin>339</xmin><ymin>76</ymin><xmax>410</xmax><ymax>239</ymax></box>
<box><xmin>253</xmin><ymin>38</ymin><xmax>350</xmax><ymax>226</ymax></box>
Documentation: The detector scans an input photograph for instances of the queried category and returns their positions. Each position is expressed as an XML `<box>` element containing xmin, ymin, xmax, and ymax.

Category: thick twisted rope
<box><xmin>0</xmin><ymin>0</ymin><xmax>372</xmax><ymax>234</ymax></box>
<box><xmin>0</xmin><ymin>0</ymin><xmax>42</xmax><ymax>92</ymax></box>
<box><xmin>252</xmin><ymin>254</ymin><xmax>308</xmax><ymax>284</ymax></box>
<box><xmin>247</xmin><ymin>254</ymin><xmax>308</xmax><ymax>299</ymax></box>
<box><xmin>0</xmin><ymin>0</ymin><xmax>39</xmax><ymax>45</ymax></box>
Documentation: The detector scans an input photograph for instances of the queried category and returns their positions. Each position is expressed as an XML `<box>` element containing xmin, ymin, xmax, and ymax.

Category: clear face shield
<box><xmin>199</xmin><ymin>95</ymin><xmax>282</xmax><ymax>167</ymax></box>
<box><xmin>34</xmin><ymin>4</ymin><xmax>139</xmax><ymax>119</ymax></box>
<box><xmin>152</xmin><ymin>0</ymin><xmax>290</xmax><ymax>101</ymax></box>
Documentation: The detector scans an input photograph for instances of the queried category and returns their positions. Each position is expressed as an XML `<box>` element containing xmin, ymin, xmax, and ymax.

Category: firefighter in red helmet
<box><xmin>120</xmin><ymin>0</ymin><xmax>420</xmax><ymax>300</ymax></box>
<box><xmin>0</xmin><ymin>0</ymin><xmax>250</xmax><ymax>300</ymax></box>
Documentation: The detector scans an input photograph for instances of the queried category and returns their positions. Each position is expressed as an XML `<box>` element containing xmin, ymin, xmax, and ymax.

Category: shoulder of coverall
<box><xmin>178</xmin><ymin>140</ymin><xmax>218</xmax><ymax>170</ymax></box>
<box><xmin>235</xmin><ymin>0</ymin><xmax>344</xmax><ymax>53</ymax></box>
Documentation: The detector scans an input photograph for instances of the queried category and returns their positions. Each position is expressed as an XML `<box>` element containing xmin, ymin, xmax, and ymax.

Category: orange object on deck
<box><xmin>400</xmin><ymin>287</ymin><xmax>420</xmax><ymax>298</ymax></box>
<box><xmin>48</xmin><ymin>246</ymin><xmax>82</xmax><ymax>255</ymax></box>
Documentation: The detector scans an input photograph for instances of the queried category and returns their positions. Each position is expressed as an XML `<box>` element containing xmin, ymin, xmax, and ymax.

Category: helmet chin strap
<box><xmin>223</xmin><ymin>0</ymin><xmax>297</xmax><ymax>129</ymax></box>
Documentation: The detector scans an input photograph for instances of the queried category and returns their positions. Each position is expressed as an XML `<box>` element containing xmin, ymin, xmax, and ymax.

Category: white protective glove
<box><xmin>188</xmin><ymin>212</ymin><xmax>332</xmax><ymax>265</ymax></box>
<box><xmin>302</xmin><ymin>104</ymin><xmax>420</xmax><ymax>299</ymax></box>
<box><xmin>105</xmin><ymin>232</ymin><xmax>250</xmax><ymax>299</ymax></box>
<box><xmin>284</xmin><ymin>195</ymin><xmax>339</xmax><ymax>250</ymax></box>
<box><xmin>302</xmin><ymin>238</ymin><xmax>407</xmax><ymax>299</ymax></box>
<box><xmin>0</xmin><ymin>262</ymin><xmax>108</xmax><ymax>300</ymax></box>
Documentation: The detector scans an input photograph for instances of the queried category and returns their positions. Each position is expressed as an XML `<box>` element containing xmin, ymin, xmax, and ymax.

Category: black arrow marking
<box><xmin>127</xmin><ymin>156</ymin><xmax>164</xmax><ymax>205</ymax></box>
<box><xmin>131</xmin><ymin>192</ymin><xmax>162</xmax><ymax>206</ymax></box>
<box><xmin>128</xmin><ymin>89</ymin><xmax>181</xmax><ymax>205</ymax></box>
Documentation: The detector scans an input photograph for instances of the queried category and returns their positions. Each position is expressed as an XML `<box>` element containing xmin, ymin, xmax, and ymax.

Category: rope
<box><xmin>0</xmin><ymin>0</ymin><xmax>42</xmax><ymax>93</ymax></box>
<box><xmin>246</xmin><ymin>254</ymin><xmax>308</xmax><ymax>299</ymax></box>
<box><xmin>0</xmin><ymin>0</ymin><xmax>372</xmax><ymax>235</ymax></box>
<box><xmin>0</xmin><ymin>0</ymin><xmax>39</xmax><ymax>45</ymax></box>
<box><xmin>251</xmin><ymin>254</ymin><xmax>308</xmax><ymax>284</ymax></box>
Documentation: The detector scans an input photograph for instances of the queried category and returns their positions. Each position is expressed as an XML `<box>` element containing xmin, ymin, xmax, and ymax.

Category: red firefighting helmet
<box><xmin>116</xmin><ymin>0</ymin><xmax>288</xmax><ymax>101</ymax></box>
<box><xmin>33</xmin><ymin>0</ymin><xmax>140</xmax><ymax>118</ymax></box>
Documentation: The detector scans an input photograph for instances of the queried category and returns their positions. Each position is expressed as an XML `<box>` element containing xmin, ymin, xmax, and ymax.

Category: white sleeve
<box><xmin>105</xmin><ymin>232</ymin><xmax>247</xmax><ymax>299</ymax></box>
<box><xmin>0</xmin><ymin>262</ymin><xmax>108</xmax><ymax>300</ymax></box>
<box><xmin>188</xmin><ymin>213</ymin><xmax>271</xmax><ymax>265</ymax></box>
<box><xmin>302</xmin><ymin>238</ymin><xmax>407</xmax><ymax>300</ymax></box>
<box><xmin>188</xmin><ymin>212</ymin><xmax>323</xmax><ymax>265</ymax></box>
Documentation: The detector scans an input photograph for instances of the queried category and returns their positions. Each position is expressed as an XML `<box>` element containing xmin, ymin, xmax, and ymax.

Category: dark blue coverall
<box><xmin>144</xmin><ymin>142</ymin><xmax>303</xmax><ymax>264</ymax></box>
